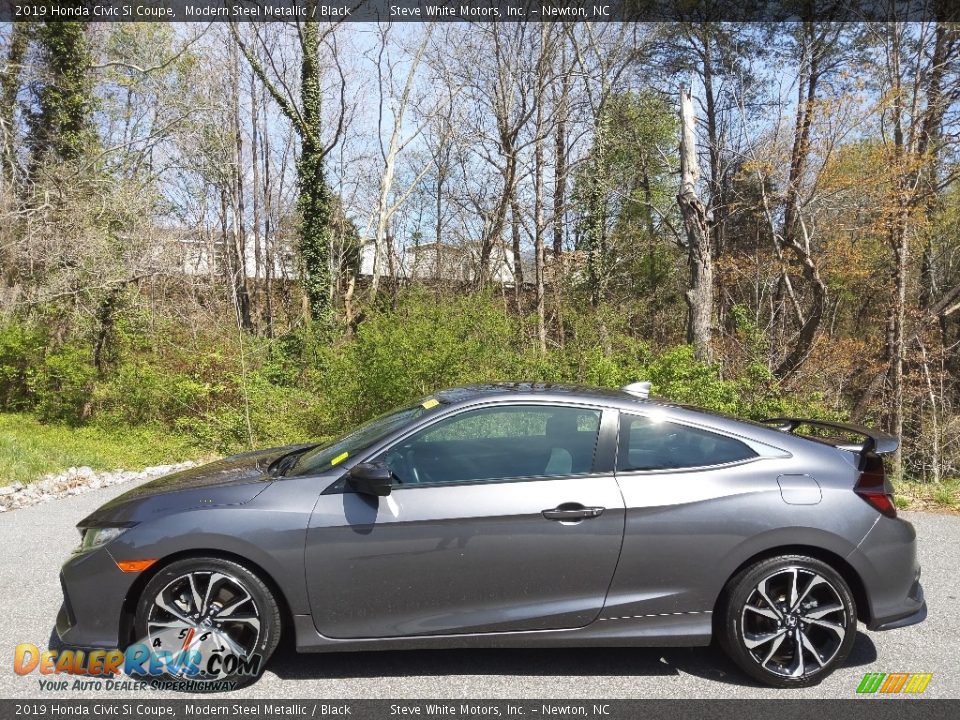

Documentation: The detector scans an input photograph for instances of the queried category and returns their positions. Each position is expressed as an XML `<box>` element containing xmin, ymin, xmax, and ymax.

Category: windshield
<box><xmin>288</xmin><ymin>401</ymin><xmax>436</xmax><ymax>476</ymax></box>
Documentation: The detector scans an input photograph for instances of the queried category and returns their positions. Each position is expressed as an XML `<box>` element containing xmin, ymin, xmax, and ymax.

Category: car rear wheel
<box><xmin>133</xmin><ymin>557</ymin><xmax>281</xmax><ymax>689</ymax></box>
<box><xmin>718</xmin><ymin>555</ymin><xmax>857</xmax><ymax>688</ymax></box>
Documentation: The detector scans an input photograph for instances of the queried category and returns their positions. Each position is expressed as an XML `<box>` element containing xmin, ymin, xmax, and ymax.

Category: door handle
<box><xmin>541</xmin><ymin>505</ymin><xmax>605</xmax><ymax>521</ymax></box>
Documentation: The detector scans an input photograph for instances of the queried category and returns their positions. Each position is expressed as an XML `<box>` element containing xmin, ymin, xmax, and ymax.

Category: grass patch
<box><xmin>894</xmin><ymin>478</ymin><xmax>960</xmax><ymax>513</ymax></box>
<box><xmin>0</xmin><ymin>413</ymin><xmax>205</xmax><ymax>486</ymax></box>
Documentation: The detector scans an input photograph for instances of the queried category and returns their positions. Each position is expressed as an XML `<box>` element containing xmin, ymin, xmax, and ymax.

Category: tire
<box><xmin>717</xmin><ymin>555</ymin><xmax>857</xmax><ymax>688</ymax></box>
<box><xmin>133</xmin><ymin>557</ymin><xmax>281</xmax><ymax>689</ymax></box>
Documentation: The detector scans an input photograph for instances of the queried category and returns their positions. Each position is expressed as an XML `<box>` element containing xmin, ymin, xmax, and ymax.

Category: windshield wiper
<box><xmin>268</xmin><ymin>446</ymin><xmax>314</xmax><ymax>478</ymax></box>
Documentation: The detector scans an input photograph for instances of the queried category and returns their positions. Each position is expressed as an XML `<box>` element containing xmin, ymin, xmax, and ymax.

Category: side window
<box><xmin>378</xmin><ymin>405</ymin><xmax>601</xmax><ymax>485</ymax></box>
<box><xmin>617</xmin><ymin>414</ymin><xmax>756</xmax><ymax>472</ymax></box>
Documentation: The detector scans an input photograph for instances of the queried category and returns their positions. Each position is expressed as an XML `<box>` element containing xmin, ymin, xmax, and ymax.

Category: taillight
<box><xmin>855</xmin><ymin>454</ymin><xmax>897</xmax><ymax>518</ymax></box>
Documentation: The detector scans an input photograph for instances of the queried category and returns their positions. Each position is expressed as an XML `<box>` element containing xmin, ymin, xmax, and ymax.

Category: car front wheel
<box><xmin>133</xmin><ymin>557</ymin><xmax>281</xmax><ymax>689</ymax></box>
<box><xmin>718</xmin><ymin>555</ymin><xmax>857</xmax><ymax>688</ymax></box>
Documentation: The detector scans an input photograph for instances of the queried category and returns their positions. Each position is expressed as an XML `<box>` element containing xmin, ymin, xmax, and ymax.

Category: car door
<box><xmin>305</xmin><ymin>403</ymin><xmax>625</xmax><ymax>639</ymax></box>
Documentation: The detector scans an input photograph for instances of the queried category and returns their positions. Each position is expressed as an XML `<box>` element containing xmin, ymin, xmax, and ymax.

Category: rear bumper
<box><xmin>851</xmin><ymin>516</ymin><xmax>926</xmax><ymax>631</ymax></box>
<box><xmin>867</xmin><ymin>580</ymin><xmax>926</xmax><ymax>630</ymax></box>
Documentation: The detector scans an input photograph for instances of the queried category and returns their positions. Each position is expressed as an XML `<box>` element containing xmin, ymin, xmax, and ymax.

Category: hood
<box><xmin>78</xmin><ymin>444</ymin><xmax>312</xmax><ymax>526</ymax></box>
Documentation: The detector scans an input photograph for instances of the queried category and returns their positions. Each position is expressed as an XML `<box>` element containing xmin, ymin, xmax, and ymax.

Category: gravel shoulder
<box><xmin>0</xmin><ymin>462</ymin><xmax>196</xmax><ymax>513</ymax></box>
<box><xmin>0</xmin><ymin>477</ymin><xmax>957</xmax><ymax>700</ymax></box>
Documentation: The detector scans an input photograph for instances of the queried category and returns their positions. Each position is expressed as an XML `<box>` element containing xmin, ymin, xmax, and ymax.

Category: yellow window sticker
<box><xmin>422</xmin><ymin>398</ymin><xmax>440</xmax><ymax>409</ymax></box>
<box><xmin>330</xmin><ymin>451</ymin><xmax>349</xmax><ymax>466</ymax></box>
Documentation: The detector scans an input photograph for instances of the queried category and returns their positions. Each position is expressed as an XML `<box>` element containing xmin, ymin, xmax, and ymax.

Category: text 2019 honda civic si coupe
<box><xmin>57</xmin><ymin>382</ymin><xmax>925</xmax><ymax>688</ymax></box>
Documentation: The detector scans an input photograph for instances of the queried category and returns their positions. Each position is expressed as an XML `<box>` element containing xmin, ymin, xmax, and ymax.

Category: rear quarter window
<box><xmin>617</xmin><ymin>414</ymin><xmax>758</xmax><ymax>471</ymax></box>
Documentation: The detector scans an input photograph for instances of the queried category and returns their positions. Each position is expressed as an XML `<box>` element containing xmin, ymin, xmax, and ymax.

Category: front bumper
<box><xmin>56</xmin><ymin>546</ymin><xmax>138</xmax><ymax>649</ymax></box>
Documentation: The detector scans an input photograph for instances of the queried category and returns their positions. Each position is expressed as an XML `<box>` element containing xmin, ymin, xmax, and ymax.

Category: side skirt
<box><xmin>292</xmin><ymin>611</ymin><xmax>713</xmax><ymax>653</ymax></box>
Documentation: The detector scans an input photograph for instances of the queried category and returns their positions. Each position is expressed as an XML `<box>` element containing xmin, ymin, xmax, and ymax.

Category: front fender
<box><xmin>110</xmin><ymin>502</ymin><xmax>312</xmax><ymax>615</ymax></box>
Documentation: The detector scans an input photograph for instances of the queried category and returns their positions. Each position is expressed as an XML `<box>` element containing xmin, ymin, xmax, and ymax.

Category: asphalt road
<box><xmin>1</xmin><ymin>479</ymin><xmax>957</xmax><ymax>700</ymax></box>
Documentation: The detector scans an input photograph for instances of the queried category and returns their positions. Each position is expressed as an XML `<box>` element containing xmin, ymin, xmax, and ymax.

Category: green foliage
<box><xmin>297</xmin><ymin>148</ymin><xmax>333</xmax><ymax>326</ymax></box>
<box><xmin>0</xmin><ymin>322</ymin><xmax>47</xmax><ymax>410</ymax></box>
<box><xmin>327</xmin><ymin>291</ymin><xmax>520</xmax><ymax>423</ymax></box>
<box><xmin>603</xmin><ymin>91</ymin><xmax>679</xmax><ymax>228</ymax></box>
<box><xmin>894</xmin><ymin>478</ymin><xmax>960</xmax><ymax>512</ymax></box>
<box><xmin>291</xmin><ymin>20</ymin><xmax>334</xmax><ymax>326</ymax></box>
<box><xmin>932</xmin><ymin>481</ymin><xmax>960</xmax><ymax>508</ymax></box>
<box><xmin>730</xmin><ymin>304</ymin><xmax>767</xmax><ymax>365</ymax></box>
<box><xmin>572</xmin><ymin>90</ymin><xmax>680</xmax><ymax>304</ymax></box>
<box><xmin>0</xmin><ymin>289</ymin><xmax>839</xmax><ymax>479</ymax></box>
<box><xmin>0</xmin><ymin>412</ymin><xmax>201</xmax><ymax>486</ymax></box>
<box><xmin>893</xmin><ymin>494</ymin><xmax>912</xmax><ymax>510</ymax></box>
<box><xmin>32</xmin><ymin>345</ymin><xmax>96</xmax><ymax>424</ymax></box>
<box><xmin>94</xmin><ymin>360</ymin><xmax>219</xmax><ymax>427</ymax></box>
<box><xmin>29</xmin><ymin>21</ymin><xmax>96</xmax><ymax>164</ymax></box>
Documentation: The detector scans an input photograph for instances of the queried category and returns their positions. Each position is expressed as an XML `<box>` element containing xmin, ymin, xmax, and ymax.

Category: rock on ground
<box><xmin>0</xmin><ymin>461</ymin><xmax>197</xmax><ymax>512</ymax></box>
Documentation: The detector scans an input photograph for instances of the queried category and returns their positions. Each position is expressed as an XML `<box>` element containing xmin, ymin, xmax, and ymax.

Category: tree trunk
<box><xmin>553</xmin><ymin>52</ymin><xmax>569</xmax><ymax>259</ymax></box>
<box><xmin>481</xmin><ymin>146</ymin><xmax>516</xmax><ymax>289</ymax></box>
<box><xmin>230</xmin><ymin>44</ymin><xmax>253</xmax><ymax>332</ymax></box>
<box><xmin>885</xmin><ymin>22</ymin><xmax>908</xmax><ymax>481</ymax></box>
<box><xmin>92</xmin><ymin>284</ymin><xmax>126</xmax><ymax>374</ymax></box>
<box><xmin>28</xmin><ymin>22</ymin><xmax>94</xmax><ymax>168</ymax></box>
<box><xmin>250</xmin><ymin>70</ymin><xmax>263</xmax><ymax>328</ymax></box>
<box><xmin>509</xmin><ymin>191</ymin><xmax>524</xmax><ymax>287</ymax></box>
<box><xmin>699</xmin><ymin>29</ymin><xmax>726</xmax><ymax>259</ymax></box>
<box><xmin>583</xmin><ymin>110</ymin><xmax>608</xmax><ymax>308</ymax></box>
<box><xmin>261</xmin><ymin>82</ymin><xmax>274</xmax><ymax>338</ymax></box>
<box><xmin>551</xmin><ymin>45</ymin><xmax>570</xmax><ymax>345</ymax></box>
<box><xmin>232</xmin><ymin>14</ymin><xmax>335</xmax><ymax>326</ymax></box>
<box><xmin>434</xmin><ymin>149</ymin><xmax>446</xmax><ymax>293</ymax></box>
<box><xmin>677</xmin><ymin>86</ymin><xmax>713</xmax><ymax>363</ymax></box>
<box><xmin>773</xmin><ymin>22</ymin><xmax>827</xmax><ymax>380</ymax></box>
<box><xmin>889</xmin><ymin>211</ymin><xmax>909</xmax><ymax>480</ymax></box>
<box><xmin>0</xmin><ymin>23</ymin><xmax>27</xmax><ymax>187</ymax></box>
<box><xmin>297</xmin><ymin>16</ymin><xmax>333</xmax><ymax>326</ymax></box>
<box><xmin>369</xmin><ymin>27</ymin><xmax>431</xmax><ymax>301</ymax></box>
<box><xmin>534</xmin><ymin>55</ymin><xmax>547</xmax><ymax>353</ymax></box>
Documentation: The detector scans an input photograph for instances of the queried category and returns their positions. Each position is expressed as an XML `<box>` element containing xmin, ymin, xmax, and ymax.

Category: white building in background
<box><xmin>165</xmin><ymin>228</ymin><xmax>516</xmax><ymax>286</ymax></box>
<box><xmin>172</xmin><ymin>232</ymin><xmax>224</xmax><ymax>277</ymax></box>
<box><xmin>167</xmin><ymin>230</ymin><xmax>295</xmax><ymax>281</ymax></box>
<box><xmin>359</xmin><ymin>241</ymin><xmax>515</xmax><ymax>284</ymax></box>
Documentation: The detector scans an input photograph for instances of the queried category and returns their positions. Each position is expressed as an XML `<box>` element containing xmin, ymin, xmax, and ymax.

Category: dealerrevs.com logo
<box><xmin>856</xmin><ymin>673</ymin><xmax>933</xmax><ymax>695</ymax></box>
<box><xmin>14</xmin><ymin>641</ymin><xmax>262</xmax><ymax>692</ymax></box>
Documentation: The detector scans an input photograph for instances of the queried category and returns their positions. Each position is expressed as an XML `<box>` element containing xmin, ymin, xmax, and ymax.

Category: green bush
<box><xmin>0</xmin><ymin>321</ymin><xmax>48</xmax><ymax>410</ymax></box>
<box><xmin>327</xmin><ymin>290</ymin><xmax>520</xmax><ymax>424</ymax></box>
<box><xmin>32</xmin><ymin>345</ymin><xmax>96</xmax><ymax>424</ymax></box>
<box><xmin>0</xmin><ymin>289</ymin><xmax>838</xmax><ymax>459</ymax></box>
<box><xmin>95</xmin><ymin>360</ymin><xmax>221</xmax><ymax>427</ymax></box>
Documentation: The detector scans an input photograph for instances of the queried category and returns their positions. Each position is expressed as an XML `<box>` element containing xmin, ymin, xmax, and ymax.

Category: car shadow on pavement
<box><xmin>266</xmin><ymin>632</ymin><xmax>878</xmax><ymax>688</ymax></box>
<box><xmin>47</xmin><ymin>624</ymin><xmax>877</xmax><ymax>690</ymax></box>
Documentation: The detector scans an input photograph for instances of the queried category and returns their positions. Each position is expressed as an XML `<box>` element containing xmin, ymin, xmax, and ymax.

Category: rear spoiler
<box><xmin>760</xmin><ymin>418</ymin><xmax>899</xmax><ymax>459</ymax></box>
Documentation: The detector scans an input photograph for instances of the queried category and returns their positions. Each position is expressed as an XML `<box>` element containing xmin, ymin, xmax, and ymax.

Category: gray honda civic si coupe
<box><xmin>58</xmin><ymin>382</ymin><xmax>925</xmax><ymax>688</ymax></box>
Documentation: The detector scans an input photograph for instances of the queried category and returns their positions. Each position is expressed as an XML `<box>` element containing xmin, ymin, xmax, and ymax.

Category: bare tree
<box><xmin>678</xmin><ymin>85</ymin><xmax>713</xmax><ymax>362</ymax></box>
<box><xmin>365</xmin><ymin>24</ymin><xmax>434</xmax><ymax>300</ymax></box>
<box><xmin>874</xmin><ymin>21</ymin><xmax>960</xmax><ymax>478</ymax></box>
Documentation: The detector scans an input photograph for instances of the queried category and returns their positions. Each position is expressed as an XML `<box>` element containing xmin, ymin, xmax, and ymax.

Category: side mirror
<box><xmin>347</xmin><ymin>462</ymin><xmax>393</xmax><ymax>497</ymax></box>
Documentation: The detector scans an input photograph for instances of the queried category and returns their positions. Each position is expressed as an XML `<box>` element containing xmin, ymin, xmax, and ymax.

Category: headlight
<box><xmin>78</xmin><ymin>526</ymin><xmax>127</xmax><ymax>552</ymax></box>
